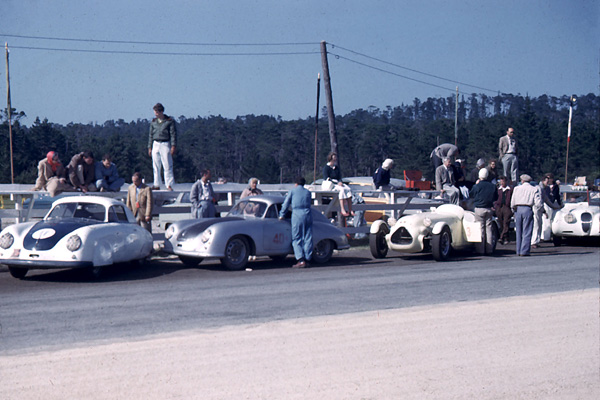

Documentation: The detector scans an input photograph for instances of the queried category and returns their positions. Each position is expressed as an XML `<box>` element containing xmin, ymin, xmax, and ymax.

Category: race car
<box><xmin>163</xmin><ymin>195</ymin><xmax>350</xmax><ymax>270</ymax></box>
<box><xmin>0</xmin><ymin>196</ymin><xmax>153</xmax><ymax>279</ymax></box>
<box><xmin>551</xmin><ymin>190</ymin><xmax>600</xmax><ymax>246</ymax></box>
<box><xmin>370</xmin><ymin>204</ymin><xmax>499</xmax><ymax>261</ymax></box>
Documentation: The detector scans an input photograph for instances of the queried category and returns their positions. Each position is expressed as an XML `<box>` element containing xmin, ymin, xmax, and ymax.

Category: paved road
<box><xmin>1</xmin><ymin>242</ymin><xmax>597</xmax><ymax>355</ymax></box>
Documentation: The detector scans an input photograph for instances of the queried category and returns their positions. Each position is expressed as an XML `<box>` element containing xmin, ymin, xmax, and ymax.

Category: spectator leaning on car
<box><xmin>469</xmin><ymin>168</ymin><xmax>498</xmax><ymax>255</ymax></box>
<box><xmin>68</xmin><ymin>151</ymin><xmax>97</xmax><ymax>193</ymax></box>
<box><xmin>531</xmin><ymin>174</ymin><xmax>562</xmax><ymax>248</ymax></box>
<box><xmin>126</xmin><ymin>172</ymin><xmax>153</xmax><ymax>233</ymax></box>
<box><xmin>279</xmin><ymin>176</ymin><xmax>313</xmax><ymax>268</ymax></box>
<box><xmin>373</xmin><ymin>158</ymin><xmax>394</xmax><ymax>190</ymax></box>
<box><xmin>95</xmin><ymin>154</ymin><xmax>125</xmax><ymax>192</ymax></box>
<box><xmin>190</xmin><ymin>169</ymin><xmax>217</xmax><ymax>219</ymax></box>
<box><xmin>510</xmin><ymin>174</ymin><xmax>542</xmax><ymax>256</ymax></box>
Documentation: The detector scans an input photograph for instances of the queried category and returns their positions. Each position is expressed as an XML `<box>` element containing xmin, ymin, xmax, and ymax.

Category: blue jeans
<box><xmin>96</xmin><ymin>178</ymin><xmax>125</xmax><ymax>192</ymax></box>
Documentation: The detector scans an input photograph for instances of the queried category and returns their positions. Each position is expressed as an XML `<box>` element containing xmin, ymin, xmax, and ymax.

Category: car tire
<box><xmin>490</xmin><ymin>223</ymin><xmax>499</xmax><ymax>253</ymax></box>
<box><xmin>179</xmin><ymin>255</ymin><xmax>203</xmax><ymax>267</ymax></box>
<box><xmin>369</xmin><ymin>224</ymin><xmax>389</xmax><ymax>258</ymax></box>
<box><xmin>312</xmin><ymin>239</ymin><xmax>334</xmax><ymax>264</ymax></box>
<box><xmin>432</xmin><ymin>226</ymin><xmax>452</xmax><ymax>261</ymax></box>
<box><xmin>221</xmin><ymin>236</ymin><xmax>250</xmax><ymax>271</ymax></box>
<box><xmin>8</xmin><ymin>267</ymin><xmax>28</xmax><ymax>279</ymax></box>
<box><xmin>88</xmin><ymin>266</ymin><xmax>103</xmax><ymax>279</ymax></box>
<box><xmin>552</xmin><ymin>235</ymin><xmax>562</xmax><ymax>247</ymax></box>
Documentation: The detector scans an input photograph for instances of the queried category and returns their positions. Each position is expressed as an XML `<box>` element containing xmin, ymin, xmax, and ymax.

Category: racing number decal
<box><xmin>273</xmin><ymin>233</ymin><xmax>285</xmax><ymax>244</ymax></box>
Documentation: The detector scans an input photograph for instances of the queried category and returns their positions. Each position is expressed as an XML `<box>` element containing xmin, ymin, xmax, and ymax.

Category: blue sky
<box><xmin>1</xmin><ymin>0</ymin><xmax>598</xmax><ymax>126</ymax></box>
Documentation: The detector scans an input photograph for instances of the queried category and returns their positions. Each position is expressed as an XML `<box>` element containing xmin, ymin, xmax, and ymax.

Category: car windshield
<box><xmin>229</xmin><ymin>201</ymin><xmax>267</xmax><ymax>218</ymax></box>
<box><xmin>46</xmin><ymin>202</ymin><xmax>106</xmax><ymax>222</ymax></box>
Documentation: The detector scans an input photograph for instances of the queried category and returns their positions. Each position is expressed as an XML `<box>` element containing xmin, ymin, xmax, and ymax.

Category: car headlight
<box><xmin>423</xmin><ymin>217</ymin><xmax>432</xmax><ymax>228</ymax></box>
<box><xmin>66</xmin><ymin>235</ymin><xmax>82</xmax><ymax>252</ymax></box>
<box><xmin>200</xmin><ymin>228</ymin><xmax>213</xmax><ymax>244</ymax></box>
<box><xmin>0</xmin><ymin>232</ymin><xmax>14</xmax><ymax>249</ymax></box>
<box><xmin>165</xmin><ymin>225</ymin><xmax>175</xmax><ymax>240</ymax></box>
<box><xmin>564</xmin><ymin>214</ymin><xmax>576</xmax><ymax>224</ymax></box>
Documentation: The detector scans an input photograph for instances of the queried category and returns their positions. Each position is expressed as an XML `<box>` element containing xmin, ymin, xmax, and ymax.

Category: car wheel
<box><xmin>179</xmin><ymin>255</ymin><xmax>203</xmax><ymax>267</ymax></box>
<box><xmin>369</xmin><ymin>224</ymin><xmax>389</xmax><ymax>258</ymax></box>
<box><xmin>490</xmin><ymin>223</ymin><xmax>499</xmax><ymax>253</ymax></box>
<box><xmin>432</xmin><ymin>226</ymin><xmax>452</xmax><ymax>261</ymax></box>
<box><xmin>88</xmin><ymin>266</ymin><xmax>103</xmax><ymax>279</ymax></box>
<box><xmin>221</xmin><ymin>236</ymin><xmax>250</xmax><ymax>271</ymax></box>
<box><xmin>8</xmin><ymin>267</ymin><xmax>28</xmax><ymax>279</ymax></box>
<box><xmin>312</xmin><ymin>239</ymin><xmax>334</xmax><ymax>264</ymax></box>
<box><xmin>552</xmin><ymin>235</ymin><xmax>562</xmax><ymax>247</ymax></box>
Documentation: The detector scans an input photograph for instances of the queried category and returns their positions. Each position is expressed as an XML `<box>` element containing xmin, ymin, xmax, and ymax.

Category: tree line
<box><xmin>1</xmin><ymin>93</ymin><xmax>598</xmax><ymax>186</ymax></box>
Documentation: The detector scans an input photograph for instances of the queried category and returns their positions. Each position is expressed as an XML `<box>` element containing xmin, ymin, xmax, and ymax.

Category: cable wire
<box><xmin>330</xmin><ymin>43</ymin><xmax>499</xmax><ymax>94</ymax></box>
<box><xmin>0</xmin><ymin>33</ymin><xmax>318</xmax><ymax>47</ymax></box>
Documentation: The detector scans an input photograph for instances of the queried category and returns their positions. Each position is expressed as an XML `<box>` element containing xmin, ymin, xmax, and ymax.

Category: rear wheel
<box><xmin>179</xmin><ymin>256</ymin><xmax>203</xmax><ymax>267</ymax></box>
<box><xmin>369</xmin><ymin>223</ymin><xmax>389</xmax><ymax>258</ymax></box>
<box><xmin>8</xmin><ymin>267</ymin><xmax>28</xmax><ymax>279</ymax></box>
<box><xmin>312</xmin><ymin>240</ymin><xmax>334</xmax><ymax>264</ymax></box>
<box><xmin>432</xmin><ymin>226</ymin><xmax>452</xmax><ymax>261</ymax></box>
<box><xmin>221</xmin><ymin>236</ymin><xmax>250</xmax><ymax>271</ymax></box>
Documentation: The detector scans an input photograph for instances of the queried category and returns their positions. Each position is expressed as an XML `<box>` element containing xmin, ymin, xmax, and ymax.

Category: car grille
<box><xmin>581</xmin><ymin>212</ymin><xmax>592</xmax><ymax>233</ymax></box>
<box><xmin>391</xmin><ymin>227</ymin><xmax>413</xmax><ymax>245</ymax></box>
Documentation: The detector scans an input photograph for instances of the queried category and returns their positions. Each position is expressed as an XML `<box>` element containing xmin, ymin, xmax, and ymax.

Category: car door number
<box><xmin>273</xmin><ymin>233</ymin><xmax>285</xmax><ymax>244</ymax></box>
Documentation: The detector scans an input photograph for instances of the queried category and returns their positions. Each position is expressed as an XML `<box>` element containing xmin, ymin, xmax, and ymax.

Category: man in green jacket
<box><xmin>148</xmin><ymin>102</ymin><xmax>177</xmax><ymax>191</ymax></box>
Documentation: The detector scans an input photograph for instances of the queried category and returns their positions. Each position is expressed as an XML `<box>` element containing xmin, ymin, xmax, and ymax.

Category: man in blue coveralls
<box><xmin>279</xmin><ymin>176</ymin><xmax>313</xmax><ymax>268</ymax></box>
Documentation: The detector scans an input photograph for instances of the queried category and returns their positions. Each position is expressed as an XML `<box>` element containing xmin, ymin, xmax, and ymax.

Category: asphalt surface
<box><xmin>1</xmin><ymin>241</ymin><xmax>598</xmax><ymax>355</ymax></box>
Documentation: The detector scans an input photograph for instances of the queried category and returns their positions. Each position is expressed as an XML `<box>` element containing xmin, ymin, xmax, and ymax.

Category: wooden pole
<box><xmin>313</xmin><ymin>73</ymin><xmax>321</xmax><ymax>183</ymax></box>
<box><xmin>320</xmin><ymin>41</ymin><xmax>339</xmax><ymax>168</ymax></box>
<box><xmin>5</xmin><ymin>43</ymin><xmax>14</xmax><ymax>184</ymax></box>
<box><xmin>565</xmin><ymin>96</ymin><xmax>575</xmax><ymax>184</ymax></box>
<box><xmin>454</xmin><ymin>86</ymin><xmax>458</xmax><ymax>146</ymax></box>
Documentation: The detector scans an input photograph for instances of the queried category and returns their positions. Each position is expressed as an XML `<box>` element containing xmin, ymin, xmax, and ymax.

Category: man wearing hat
<box><xmin>510</xmin><ymin>174</ymin><xmax>542</xmax><ymax>256</ymax></box>
<box><xmin>469</xmin><ymin>168</ymin><xmax>498</xmax><ymax>255</ymax></box>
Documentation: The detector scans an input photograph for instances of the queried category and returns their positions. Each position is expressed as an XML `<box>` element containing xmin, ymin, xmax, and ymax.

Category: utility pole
<box><xmin>5</xmin><ymin>43</ymin><xmax>14</xmax><ymax>184</ymax></box>
<box><xmin>313</xmin><ymin>73</ymin><xmax>321</xmax><ymax>183</ymax></box>
<box><xmin>454</xmin><ymin>86</ymin><xmax>458</xmax><ymax>146</ymax></box>
<box><xmin>320</xmin><ymin>41</ymin><xmax>339</xmax><ymax>168</ymax></box>
<box><xmin>565</xmin><ymin>95</ymin><xmax>577</xmax><ymax>184</ymax></box>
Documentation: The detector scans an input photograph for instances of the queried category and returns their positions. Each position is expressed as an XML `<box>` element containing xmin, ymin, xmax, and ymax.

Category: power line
<box><xmin>329</xmin><ymin>43</ymin><xmax>500</xmax><ymax>94</ymax></box>
<box><xmin>330</xmin><ymin>52</ymin><xmax>469</xmax><ymax>95</ymax></box>
<box><xmin>7</xmin><ymin>45</ymin><xmax>319</xmax><ymax>56</ymax></box>
<box><xmin>0</xmin><ymin>33</ymin><xmax>317</xmax><ymax>47</ymax></box>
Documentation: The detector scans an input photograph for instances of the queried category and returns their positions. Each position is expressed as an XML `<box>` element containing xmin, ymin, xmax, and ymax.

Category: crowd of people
<box><xmin>31</xmin><ymin>111</ymin><xmax>565</xmax><ymax>262</ymax></box>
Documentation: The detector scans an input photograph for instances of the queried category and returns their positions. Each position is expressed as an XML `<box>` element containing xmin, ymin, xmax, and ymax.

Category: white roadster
<box><xmin>370</xmin><ymin>204</ymin><xmax>499</xmax><ymax>261</ymax></box>
<box><xmin>0</xmin><ymin>196</ymin><xmax>154</xmax><ymax>279</ymax></box>
<box><xmin>551</xmin><ymin>191</ymin><xmax>600</xmax><ymax>246</ymax></box>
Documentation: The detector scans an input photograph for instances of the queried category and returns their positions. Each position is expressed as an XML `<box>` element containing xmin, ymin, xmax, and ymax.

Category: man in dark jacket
<box><xmin>469</xmin><ymin>168</ymin><xmax>498</xmax><ymax>254</ymax></box>
<box><xmin>493</xmin><ymin>176</ymin><xmax>513</xmax><ymax>245</ymax></box>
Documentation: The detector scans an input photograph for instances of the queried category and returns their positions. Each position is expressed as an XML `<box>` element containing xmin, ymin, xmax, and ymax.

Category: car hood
<box><xmin>177</xmin><ymin>217</ymin><xmax>244</xmax><ymax>240</ymax></box>
<box><xmin>24</xmin><ymin>218</ymin><xmax>101</xmax><ymax>251</ymax></box>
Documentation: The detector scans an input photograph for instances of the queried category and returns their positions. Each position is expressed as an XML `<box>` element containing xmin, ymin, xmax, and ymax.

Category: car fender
<box><xmin>370</xmin><ymin>219</ymin><xmax>389</xmax><ymax>234</ymax></box>
<box><xmin>432</xmin><ymin>221</ymin><xmax>449</xmax><ymax>235</ymax></box>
